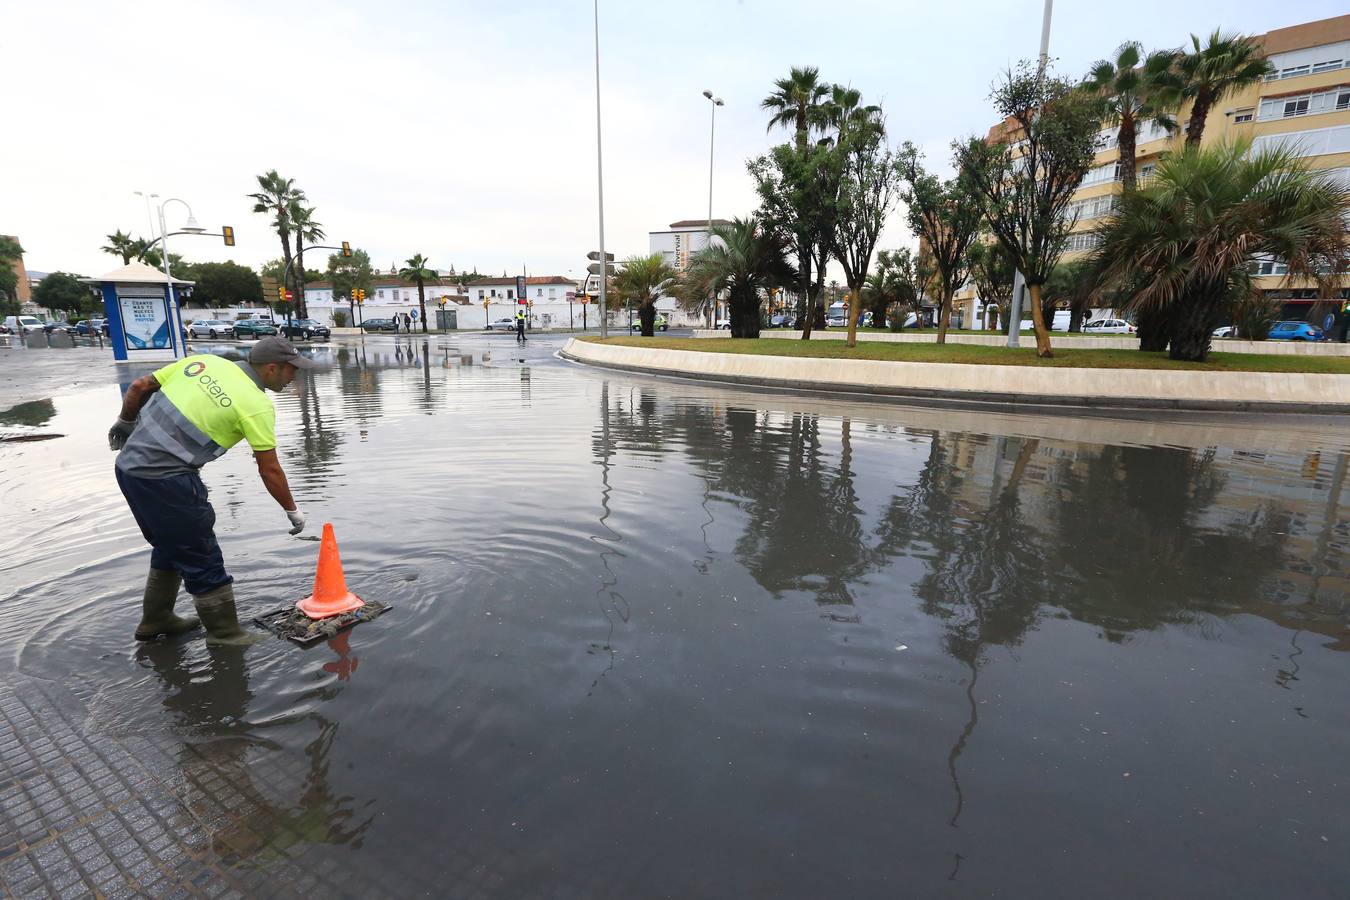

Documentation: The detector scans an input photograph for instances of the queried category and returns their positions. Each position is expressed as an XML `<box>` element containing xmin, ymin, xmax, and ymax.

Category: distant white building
<box><xmin>647</xmin><ymin>218</ymin><xmax>732</xmax><ymax>326</ymax></box>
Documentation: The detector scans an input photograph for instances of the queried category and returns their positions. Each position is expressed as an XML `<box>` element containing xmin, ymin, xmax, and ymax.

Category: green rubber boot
<box><xmin>193</xmin><ymin>583</ymin><xmax>267</xmax><ymax>647</ymax></box>
<box><xmin>135</xmin><ymin>569</ymin><xmax>201</xmax><ymax>640</ymax></box>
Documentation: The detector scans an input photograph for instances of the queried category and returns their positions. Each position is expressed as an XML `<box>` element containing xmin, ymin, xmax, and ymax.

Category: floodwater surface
<box><xmin>1</xmin><ymin>335</ymin><xmax>1347</xmax><ymax>897</ymax></box>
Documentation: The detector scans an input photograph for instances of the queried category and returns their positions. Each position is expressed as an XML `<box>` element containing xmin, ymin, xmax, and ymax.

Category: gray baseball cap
<box><xmin>249</xmin><ymin>336</ymin><xmax>317</xmax><ymax>369</ymax></box>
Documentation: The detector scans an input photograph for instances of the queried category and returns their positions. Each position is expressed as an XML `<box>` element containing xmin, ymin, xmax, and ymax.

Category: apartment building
<box><xmin>956</xmin><ymin>13</ymin><xmax>1350</xmax><ymax>327</ymax></box>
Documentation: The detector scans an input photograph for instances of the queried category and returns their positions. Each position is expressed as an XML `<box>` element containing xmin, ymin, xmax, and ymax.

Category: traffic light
<box><xmin>277</xmin><ymin>285</ymin><xmax>286</xmax><ymax>302</ymax></box>
<box><xmin>222</xmin><ymin>225</ymin><xmax>235</xmax><ymax>247</ymax></box>
<box><xmin>341</xmin><ymin>241</ymin><xmax>352</xmax><ymax>258</ymax></box>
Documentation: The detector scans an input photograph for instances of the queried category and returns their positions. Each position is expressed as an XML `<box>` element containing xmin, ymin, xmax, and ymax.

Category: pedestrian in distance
<box><xmin>404</xmin><ymin>312</ymin><xmax>413</xmax><ymax>333</ymax></box>
<box><xmin>108</xmin><ymin>337</ymin><xmax>315</xmax><ymax>646</ymax></box>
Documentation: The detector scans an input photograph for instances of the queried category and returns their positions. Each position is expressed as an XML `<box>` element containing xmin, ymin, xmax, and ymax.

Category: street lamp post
<box><xmin>703</xmin><ymin>89</ymin><xmax>724</xmax><ymax>329</ymax></box>
<box><xmin>593</xmin><ymin>0</ymin><xmax>608</xmax><ymax>339</ymax></box>
<box><xmin>139</xmin><ymin>193</ymin><xmax>203</xmax><ymax>358</ymax></box>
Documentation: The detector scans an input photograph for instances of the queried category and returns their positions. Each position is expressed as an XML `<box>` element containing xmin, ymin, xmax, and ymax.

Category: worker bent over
<box><xmin>109</xmin><ymin>337</ymin><xmax>315</xmax><ymax>645</ymax></box>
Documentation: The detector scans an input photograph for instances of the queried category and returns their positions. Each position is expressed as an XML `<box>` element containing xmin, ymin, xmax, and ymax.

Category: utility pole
<box><xmin>594</xmin><ymin>0</ymin><xmax>608</xmax><ymax>339</ymax></box>
<box><xmin>1007</xmin><ymin>0</ymin><xmax>1054</xmax><ymax>349</ymax></box>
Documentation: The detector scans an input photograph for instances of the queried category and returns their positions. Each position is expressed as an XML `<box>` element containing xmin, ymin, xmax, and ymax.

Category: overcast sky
<box><xmin>5</xmin><ymin>1</ymin><xmax>1343</xmax><ymax>282</ymax></box>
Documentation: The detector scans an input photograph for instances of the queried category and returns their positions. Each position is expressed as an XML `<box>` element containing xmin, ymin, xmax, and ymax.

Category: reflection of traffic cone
<box><xmin>297</xmin><ymin>523</ymin><xmax>365</xmax><ymax>619</ymax></box>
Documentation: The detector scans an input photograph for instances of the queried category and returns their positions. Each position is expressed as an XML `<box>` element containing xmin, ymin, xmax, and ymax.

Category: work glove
<box><xmin>108</xmin><ymin>417</ymin><xmax>137</xmax><ymax>451</ymax></box>
<box><xmin>285</xmin><ymin>508</ymin><xmax>306</xmax><ymax>535</ymax></box>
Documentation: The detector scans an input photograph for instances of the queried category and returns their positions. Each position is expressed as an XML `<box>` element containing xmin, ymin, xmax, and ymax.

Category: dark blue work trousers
<box><xmin>115</xmin><ymin>468</ymin><xmax>232</xmax><ymax>595</ymax></box>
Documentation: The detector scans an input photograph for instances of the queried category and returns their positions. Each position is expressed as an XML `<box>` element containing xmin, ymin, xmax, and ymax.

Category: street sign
<box><xmin>565</xmin><ymin>291</ymin><xmax>576</xmax><ymax>301</ymax></box>
<box><xmin>587</xmin><ymin>262</ymin><xmax>616</xmax><ymax>276</ymax></box>
<box><xmin>517</xmin><ymin>299</ymin><xmax>528</xmax><ymax>306</ymax></box>
<box><xmin>586</xmin><ymin>251</ymin><xmax>615</xmax><ymax>262</ymax></box>
<box><xmin>1324</xmin><ymin>313</ymin><xmax>1335</xmax><ymax>332</ymax></box>
<box><xmin>516</xmin><ymin>275</ymin><xmax>527</xmax><ymax>300</ymax></box>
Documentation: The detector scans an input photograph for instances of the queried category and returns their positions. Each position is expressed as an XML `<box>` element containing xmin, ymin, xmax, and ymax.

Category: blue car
<box><xmin>1268</xmin><ymin>321</ymin><xmax>1325</xmax><ymax>342</ymax></box>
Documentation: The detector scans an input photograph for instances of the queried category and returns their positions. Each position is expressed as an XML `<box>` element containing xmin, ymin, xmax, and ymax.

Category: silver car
<box><xmin>189</xmin><ymin>319</ymin><xmax>236</xmax><ymax>339</ymax></box>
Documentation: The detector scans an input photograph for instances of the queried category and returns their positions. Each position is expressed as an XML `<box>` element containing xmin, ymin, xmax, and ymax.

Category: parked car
<box><xmin>188</xmin><ymin>319</ymin><xmax>235</xmax><ymax>339</ymax></box>
<box><xmin>486</xmin><ymin>317</ymin><xmax>518</xmax><ymax>331</ymax></box>
<box><xmin>1212</xmin><ymin>325</ymin><xmax>1236</xmax><ymax>338</ymax></box>
<box><xmin>1082</xmin><ymin>318</ymin><xmax>1137</xmax><ymax>334</ymax></box>
<box><xmin>629</xmin><ymin>314</ymin><xmax>668</xmax><ymax>332</ymax></box>
<box><xmin>279</xmin><ymin>318</ymin><xmax>331</xmax><ymax>341</ymax></box>
<box><xmin>3</xmin><ymin>315</ymin><xmax>45</xmax><ymax>335</ymax></box>
<box><xmin>42</xmin><ymin>320</ymin><xmax>72</xmax><ymax>334</ymax></box>
<box><xmin>361</xmin><ymin>318</ymin><xmax>398</xmax><ymax>332</ymax></box>
<box><xmin>825</xmin><ymin>314</ymin><xmax>848</xmax><ymax>328</ymax></box>
<box><xmin>767</xmin><ymin>314</ymin><xmax>792</xmax><ymax>328</ymax></box>
<box><xmin>232</xmin><ymin>319</ymin><xmax>279</xmax><ymax>338</ymax></box>
<box><xmin>1267</xmin><ymin>321</ymin><xmax>1325</xmax><ymax>341</ymax></box>
<box><xmin>715</xmin><ymin>319</ymin><xmax>732</xmax><ymax>330</ymax></box>
<box><xmin>72</xmin><ymin>318</ymin><xmax>109</xmax><ymax>336</ymax></box>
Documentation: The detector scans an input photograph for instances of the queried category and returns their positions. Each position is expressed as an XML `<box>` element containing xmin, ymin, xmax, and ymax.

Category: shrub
<box><xmin>332</xmin><ymin>310</ymin><xmax>348</xmax><ymax>327</ymax></box>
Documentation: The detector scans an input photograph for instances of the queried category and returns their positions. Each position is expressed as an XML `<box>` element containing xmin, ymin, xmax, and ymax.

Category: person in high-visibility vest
<box><xmin>515</xmin><ymin>308</ymin><xmax>527</xmax><ymax>344</ymax></box>
<box><xmin>107</xmin><ymin>337</ymin><xmax>315</xmax><ymax>645</ymax></box>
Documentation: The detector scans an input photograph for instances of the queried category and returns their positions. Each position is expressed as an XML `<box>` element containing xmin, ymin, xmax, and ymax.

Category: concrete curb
<box><xmin>689</xmin><ymin>329</ymin><xmax>1350</xmax><ymax>357</ymax></box>
<box><xmin>560</xmin><ymin>339</ymin><xmax>1350</xmax><ymax>415</ymax></box>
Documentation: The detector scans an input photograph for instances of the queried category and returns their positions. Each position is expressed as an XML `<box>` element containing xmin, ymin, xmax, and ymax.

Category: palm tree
<box><xmin>398</xmin><ymin>254</ymin><xmax>437</xmax><ymax>333</ymax></box>
<box><xmin>1082</xmin><ymin>42</ymin><xmax>1179</xmax><ymax>190</ymax></box>
<box><xmin>761</xmin><ymin>66</ymin><xmax>830</xmax><ymax>149</ymax></box>
<box><xmin>1092</xmin><ymin>140</ymin><xmax>1350</xmax><ymax>361</ymax></box>
<box><xmin>613</xmin><ymin>254</ymin><xmax>678</xmax><ymax>336</ymax></box>
<box><xmin>102</xmin><ymin>230</ymin><xmax>139</xmax><ymax>265</ymax></box>
<box><xmin>248</xmin><ymin>170</ymin><xmax>303</xmax><ymax>305</ymax></box>
<box><xmin>862</xmin><ymin>267</ymin><xmax>902</xmax><ymax>330</ymax></box>
<box><xmin>288</xmin><ymin>201</ymin><xmax>324</xmax><ymax>319</ymax></box>
<box><xmin>820</xmin><ymin>84</ymin><xmax>884</xmax><ymax>145</ymax></box>
<box><xmin>1174</xmin><ymin>31</ymin><xmax>1274</xmax><ymax>147</ymax></box>
<box><xmin>683</xmin><ymin>217</ymin><xmax>796</xmax><ymax>338</ymax></box>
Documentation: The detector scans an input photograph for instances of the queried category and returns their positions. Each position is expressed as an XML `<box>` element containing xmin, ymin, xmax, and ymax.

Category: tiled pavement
<box><xmin>0</xmin><ymin>675</ymin><xmax>391</xmax><ymax>899</ymax></box>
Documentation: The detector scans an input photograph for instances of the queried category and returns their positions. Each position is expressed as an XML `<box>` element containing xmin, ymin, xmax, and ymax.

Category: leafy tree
<box><xmin>1092</xmin><ymin>140</ymin><xmax>1350</xmax><ymax>361</ymax></box>
<box><xmin>327</xmin><ymin>249</ymin><xmax>374</xmax><ymax>322</ymax></box>
<box><xmin>191</xmin><ymin>261</ymin><xmax>263</xmax><ymax>308</ymax></box>
<box><xmin>614</xmin><ymin>254</ymin><xmax>678</xmax><ymax>336</ymax></box>
<box><xmin>683</xmin><ymin>217</ymin><xmax>796</xmax><ymax>338</ymax></box>
<box><xmin>33</xmin><ymin>272</ymin><xmax>95</xmax><ymax>316</ymax></box>
<box><xmin>397</xmin><ymin>253</ymin><xmax>437</xmax><ymax>333</ymax></box>
<box><xmin>1081</xmin><ymin>42</ymin><xmax>1179</xmax><ymax>190</ymax></box>
<box><xmin>249</xmin><ymin>170</ymin><xmax>303</xmax><ymax>308</ymax></box>
<box><xmin>102</xmin><ymin>230</ymin><xmax>139</xmax><ymax>265</ymax></box>
<box><xmin>1175</xmin><ymin>31</ymin><xmax>1274</xmax><ymax>147</ymax></box>
<box><xmin>833</xmin><ymin>112</ymin><xmax>900</xmax><ymax>347</ymax></box>
<box><xmin>0</xmin><ymin>235</ymin><xmax>22</xmax><ymax>316</ymax></box>
<box><xmin>897</xmin><ymin>141</ymin><xmax>983</xmax><ymax>344</ymax></box>
<box><xmin>957</xmin><ymin>62</ymin><xmax>1101</xmax><ymax>357</ymax></box>
<box><xmin>288</xmin><ymin>200</ymin><xmax>324</xmax><ymax>318</ymax></box>
<box><xmin>967</xmin><ymin>241</ymin><xmax>1016</xmax><ymax>331</ymax></box>
<box><xmin>749</xmin><ymin>141</ymin><xmax>841</xmax><ymax>339</ymax></box>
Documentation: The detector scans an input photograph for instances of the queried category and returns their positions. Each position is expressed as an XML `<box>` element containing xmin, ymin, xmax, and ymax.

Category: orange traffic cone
<box><xmin>297</xmin><ymin>523</ymin><xmax>365</xmax><ymax>619</ymax></box>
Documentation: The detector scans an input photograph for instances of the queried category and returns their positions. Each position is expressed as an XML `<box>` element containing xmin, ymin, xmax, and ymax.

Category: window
<box><xmin>1233</xmin><ymin>108</ymin><xmax>1254</xmax><ymax>123</ymax></box>
<box><xmin>490</xmin><ymin>289</ymin><xmax>497</xmax><ymax>297</ymax></box>
<box><xmin>1259</xmin><ymin>85</ymin><xmax>1350</xmax><ymax>120</ymax></box>
<box><xmin>548</xmin><ymin>287</ymin><xmax>556</xmax><ymax>299</ymax></box>
<box><xmin>1064</xmin><ymin>232</ymin><xmax>1102</xmax><ymax>252</ymax></box>
<box><xmin>478</xmin><ymin>289</ymin><xmax>485</xmax><ymax>300</ymax></box>
<box><xmin>378</xmin><ymin>290</ymin><xmax>385</xmax><ymax>298</ymax></box>
<box><xmin>535</xmin><ymin>288</ymin><xmax>543</xmax><ymax>297</ymax></box>
<box><xmin>1284</xmin><ymin>97</ymin><xmax>1310</xmax><ymax>117</ymax></box>
<box><xmin>1313</xmin><ymin>59</ymin><xmax>1344</xmax><ymax>74</ymax></box>
<box><xmin>507</xmin><ymin>289</ymin><xmax>514</xmax><ymax>299</ymax></box>
<box><xmin>1254</xmin><ymin>257</ymin><xmax>1289</xmax><ymax>276</ymax></box>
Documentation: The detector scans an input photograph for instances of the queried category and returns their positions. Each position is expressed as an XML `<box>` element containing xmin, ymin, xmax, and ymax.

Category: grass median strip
<box><xmin>581</xmin><ymin>336</ymin><xmax>1350</xmax><ymax>374</ymax></box>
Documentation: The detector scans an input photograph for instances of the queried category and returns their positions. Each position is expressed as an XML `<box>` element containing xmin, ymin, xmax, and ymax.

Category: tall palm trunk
<box><xmin>1025</xmin><ymin>283</ymin><xmax>1054</xmax><ymax>357</ymax></box>
<box><xmin>417</xmin><ymin>279</ymin><xmax>428</xmax><ymax>332</ymax></box>
<box><xmin>1136</xmin><ymin>306</ymin><xmax>1171</xmax><ymax>351</ymax></box>
<box><xmin>639</xmin><ymin>302</ymin><xmax>657</xmax><ymax>336</ymax></box>
<box><xmin>1167</xmin><ymin>289</ymin><xmax>1225</xmax><ymax>362</ymax></box>
<box><xmin>294</xmin><ymin>236</ymin><xmax>308</xmax><ymax>319</ymax></box>
<box><xmin>279</xmin><ymin>230</ymin><xmax>295</xmax><ymax>316</ymax></box>
<box><xmin>1117</xmin><ymin>114</ymin><xmax>1138</xmax><ymax>190</ymax></box>
<box><xmin>1184</xmin><ymin>88</ymin><xmax>1214</xmax><ymax>147</ymax></box>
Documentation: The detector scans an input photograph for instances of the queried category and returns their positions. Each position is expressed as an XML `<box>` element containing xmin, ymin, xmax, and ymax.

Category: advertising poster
<box><xmin>119</xmin><ymin>295</ymin><xmax>170</xmax><ymax>350</ymax></box>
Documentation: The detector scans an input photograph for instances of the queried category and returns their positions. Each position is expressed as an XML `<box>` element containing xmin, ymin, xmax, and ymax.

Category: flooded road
<box><xmin>1</xmin><ymin>334</ymin><xmax>1347</xmax><ymax>897</ymax></box>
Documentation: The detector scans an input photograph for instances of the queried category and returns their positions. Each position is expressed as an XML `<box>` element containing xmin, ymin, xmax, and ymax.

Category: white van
<box><xmin>4</xmin><ymin>315</ymin><xmax>45</xmax><ymax>334</ymax></box>
<box><xmin>1020</xmin><ymin>310</ymin><xmax>1073</xmax><ymax>332</ymax></box>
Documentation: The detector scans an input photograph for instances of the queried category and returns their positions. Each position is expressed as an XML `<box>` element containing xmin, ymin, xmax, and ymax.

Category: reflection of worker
<box><xmin>515</xmin><ymin>308</ymin><xmax>526</xmax><ymax>343</ymax></box>
<box><xmin>109</xmin><ymin>337</ymin><xmax>315</xmax><ymax>645</ymax></box>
